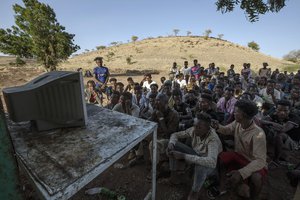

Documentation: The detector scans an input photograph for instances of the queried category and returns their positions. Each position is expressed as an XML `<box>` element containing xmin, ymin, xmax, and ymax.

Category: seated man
<box><xmin>148</xmin><ymin>93</ymin><xmax>179</xmax><ymax>170</ymax></box>
<box><xmin>113</xmin><ymin>92</ymin><xmax>140</xmax><ymax>117</ymax></box>
<box><xmin>172</xmin><ymin>89</ymin><xmax>193</xmax><ymax>130</ymax></box>
<box><xmin>167</xmin><ymin>113</ymin><xmax>222</xmax><ymax>200</ymax></box>
<box><xmin>216</xmin><ymin>87</ymin><xmax>237</xmax><ymax>124</ymax></box>
<box><xmin>260</xmin><ymin>100</ymin><xmax>300</xmax><ymax>162</ymax></box>
<box><xmin>212</xmin><ymin>99</ymin><xmax>267</xmax><ymax>199</ymax></box>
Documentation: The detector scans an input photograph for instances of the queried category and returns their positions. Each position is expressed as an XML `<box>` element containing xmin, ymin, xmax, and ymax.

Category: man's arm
<box><xmin>169</xmin><ymin>127</ymin><xmax>193</xmax><ymax>145</ymax></box>
<box><xmin>184</xmin><ymin>138</ymin><xmax>221</xmax><ymax>168</ymax></box>
<box><xmin>212</xmin><ymin>120</ymin><xmax>236</xmax><ymax>136</ymax></box>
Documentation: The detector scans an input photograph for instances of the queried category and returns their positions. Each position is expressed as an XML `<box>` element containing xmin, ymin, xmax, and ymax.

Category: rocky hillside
<box><xmin>59</xmin><ymin>36</ymin><xmax>292</xmax><ymax>73</ymax></box>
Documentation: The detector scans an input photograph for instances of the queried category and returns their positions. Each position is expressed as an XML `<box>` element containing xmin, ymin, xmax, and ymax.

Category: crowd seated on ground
<box><xmin>85</xmin><ymin>57</ymin><xmax>300</xmax><ymax>200</ymax></box>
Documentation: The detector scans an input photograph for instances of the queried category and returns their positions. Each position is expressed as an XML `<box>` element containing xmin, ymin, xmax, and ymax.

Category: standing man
<box><xmin>93</xmin><ymin>57</ymin><xmax>110</xmax><ymax>92</ymax></box>
<box><xmin>181</xmin><ymin>61</ymin><xmax>191</xmax><ymax>84</ymax></box>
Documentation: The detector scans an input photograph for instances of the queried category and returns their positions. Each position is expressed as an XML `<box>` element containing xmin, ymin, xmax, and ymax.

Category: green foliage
<box><xmin>110</xmin><ymin>42</ymin><xmax>118</xmax><ymax>46</ymax></box>
<box><xmin>173</xmin><ymin>29</ymin><xmax>180</xmax><ymax>36</ymax></box>
<box><xmin>96</xmin><ymin>45</ymin><xmax>106</xmax><ymax>50</ymax></box>
<box><xmin>15</xmin><ymin>56</ymin><xmax>26</xmax><ymax>66</ymax></box>
<box><xmin>126</xmin><ymin>56</ymin><xmax>132</xmax><ymax>65</ymax></box>
<box><xmin>0</xmin><ymin>0</ymin><xmax>79</xmax><ymax>71</ymax></box>
<box><xmin>248</xmin><ymin>41</ymin><xmax>260</xmax><ymax>51</ymax></box>
<box><xmin>186</xmin><ymin>31</ymin><xmax>192</xmax><ymax>36</ymax></box>
<box><xmin>131</xmin><ymin>36</ymin><xmax>138</xmax><ymax>43</ymax></box>
<box><xmin>283</xmin><ymin>50</ymin><xmax>300</xmax><ymax>63</ymax></box>
<box><xmin>215</xmin><ymin>0</ymin><xmax>286</xmax><ymax>22</ymax></box>
<box><xmin>106</xmin><ymin>51</ymin><xmax>115</xmax><ymax>62</ymax></box>
<box><xmin>282</xmin><ymin>64</ymin><xmax>300</xmax><ymax>72</ymax></box>
<box><xmin>204</xmin><ymin>29</ymin><xmax>212</xmax><ymax>40</ymax></box>
<box><xmin>9</xmin><ymin>56</ymin><xmax>26</xmax><ymax>66</ymax></box>
<box><xmin>217</xmin><ymin>34</ymin><xmax>224</xmax><ymax>39</ymax></box>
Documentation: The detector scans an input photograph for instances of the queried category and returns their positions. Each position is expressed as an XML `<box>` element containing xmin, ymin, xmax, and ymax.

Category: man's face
<box><xmin>276</xmin><ymin>105</ymin><xmax>290</xmax><ymax>120</ymax></box>
<box><xmin>162</xmin><ymin>85</ymin><xmax>171</xmax><ymax>94</ymax></box>
<box><xmin>225</xmin><ymin>90</ymin><xmax>233</xmax><ymax>100</ymax></box>
<box><xmin>116</xmin><ymin>85</ymin><xmax>124</xmax><ymax>93</ymax></box>
<box><xmin>111</xmin><ymin>94</ymin><xmax>119</xmax><ymax>105</ymax></box>
<box><xmin>87</xmin><ymin>83</ymin><xmax>94</xmax><ymax>91</ymax></box>
<box><xmin>193</xmin><ymin>60</ymin><xmax>198</xmax><ymax>66</ymax></box>
<box><xmin>234</xmin><ymin>107</ymin><xmax>244</xmax><ymax>123</ymax></box>
<box><xmin>134</xmin><ymin>89</ymin><xmax>142</xmax><ymax>97</ymax></box>
<box><xmin>173</xmin><ymin>95</ymin><xmax>182</xmax><ymax>105</ymax></box>
<box><xmin>291</xmin><ymin>88</ymin><xmax>300</xmax><ymax>99</ymax></box>
<box><xmin>184</xmin><ymin>61</ymin><xmax>188</xmax><ymax>67</ymax></box>
<box><xmin>96</xmin><ymin>59</ymin><xmax>103</xmax><ymax>66</ymax></box>
<box><xmin>235</xmin><ymin>84</ymin><xmax>242</xmax><ymax>90</ymax></box>
<box><xmin>155</xmin><ymin>96</ymin><xmax>167</xmax><ymax>111</ymax></box>
<box><xmin>266</xmin><ymin>82</ymin><xmax>275</xmax><ymax>91</ymax></box>
<box><xmin>215</xmin><ymin>88</ymin><xmax>223</xmax><ymax>95</ymax></box>
<box><xmin>149</xmin><ymin>97</ymin><xmax>156</xmax><ymax>109</ymax></box>
<box><xmin>146</xmin><ymin>76</ymin><xmax>152</xmax><ymax>82</ymax></box>
<box><xmin>194</xmin><ymin>119</ymin><xmax>209</xmax><ymax>137</ymax></box>
<box><xmin>150</xmin><ymin>85</ymin><xmax>158</xmax><ymax>94</ymax></box>
<box><xmin>248</xmin><ymin>86</ymin><xmax>256</xmax><ymax>96</ymax></box>
<box><xmin>199</xmin><ymin>98</ymin><xmax>210</xmax><ymax>111</ymax></box>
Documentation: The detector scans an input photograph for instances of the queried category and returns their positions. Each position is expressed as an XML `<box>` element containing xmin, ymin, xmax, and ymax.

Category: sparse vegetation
<box><xmin>173</xmin><ymin>29</ymin><xmax>180</xmax><ymax>36</ymax></box>
<box><xmin>248</xmin><ymin>41</ymin><xmax>260</xmax><ymax>51</ymax></box>
<box><xmin>204</xmin><ymin>29</ymin><xmax>212</xmax><ymax>40</ymax></box>
<box><xmin>131</xmin><ymin>36</ymin><xmax>138</xmax><ymax>43</ymax></box>
<box><xmin>110</xmin><ymin>42</ymin><xmax>118</xmax><ymax>46</ymax></box>
<box><xmin>0</xmin><ymin>0</ymin><xmax>80</xmax><ymax>71</ymax></box>
<box><xmin>96</xmin><ymin>45</ymin><xmax>106</xmax><ymax>50</ymax></box>
<box><xmin>217</xmin><ymin>34</ymin><xmax>224</xmax><ymax>39</ymax></box>
<box><xmin>126</xmin><ymin>56</ymin><xmax>132</xmax><ymax>65</ymax></box>
<box><xmin>282</xmin><ymin>64</ymin><xmax>300</xmax><ymax>72</ymax></box>
<box><xmin>283</xmin><ymin>50</ymin><xmax>300</xmax><ymax>63</ymax></box>
<box><xmin>215</xmin><ymin>0</ymin><xmax>286</xmax><ymax>22</ymax></box>
<box><xmin>187</xmin><ymin>31</ymin><xmax>192</xmax><ymax>36</ymax></box>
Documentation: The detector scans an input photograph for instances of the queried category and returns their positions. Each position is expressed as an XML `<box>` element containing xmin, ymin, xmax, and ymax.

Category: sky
<box><xmin>1</xmin><ymin>0</ymin><xmax>300</xmax><ymax>59</ymax></box>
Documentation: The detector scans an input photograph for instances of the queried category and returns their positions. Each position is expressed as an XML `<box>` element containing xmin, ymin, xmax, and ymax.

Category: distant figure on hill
<box><xmin>227</xmin><ymin>64</ymin><xmax>235</xmax><ymax>79</ymax></box>
<box><xmin>169</xmin><ymin>62</ymin><xmax>179</xmax><ymax>81</ymax></box>
<box><xmin>93</xmin><ymin>57</ymin><xmax>110</xmax><ymax>92</ymax></box>
<box><xmin>181</xmin><ymin>61</ymin><xmax>191</xmax><ymax>84</ymax></box>
<box><xmin>258</xmin><ymin>62</ymin><xmax>269</xmax><ymax>78</ymax></box>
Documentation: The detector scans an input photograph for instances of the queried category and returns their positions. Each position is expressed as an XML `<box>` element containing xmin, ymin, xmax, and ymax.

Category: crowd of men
<box><xmin>83</xmin><ymin>56</ymin><xmax>300</xmax><ymax>200</ymax></box>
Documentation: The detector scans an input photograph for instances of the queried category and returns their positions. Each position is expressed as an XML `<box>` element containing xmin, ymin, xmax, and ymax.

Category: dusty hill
<box><xmin>59</xmin><ymin>36</ymin><xmax>293</xmax><ymax>73</ymax></box>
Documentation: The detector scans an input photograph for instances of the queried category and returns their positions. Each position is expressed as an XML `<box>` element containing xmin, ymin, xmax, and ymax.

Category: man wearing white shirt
<box><xmin>259</xmin><ymin>80</ymin><xmax>281</xmax><ymax>105</ymax></box>
<box><xmin>142</xmin><ymin>73</ymin><xmax>156</xmax><ymax>91</ymax></box>
<box><xmin>181</xmin><ymin>61</ymin><xmax>191</xmax><ymax>84</ymax></box>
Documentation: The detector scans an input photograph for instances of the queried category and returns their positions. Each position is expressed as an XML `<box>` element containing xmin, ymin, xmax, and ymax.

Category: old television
<box><xmin>2</xmin><ymin>71</ymin><xmax>87</xmax><ymax>131</ymax></box>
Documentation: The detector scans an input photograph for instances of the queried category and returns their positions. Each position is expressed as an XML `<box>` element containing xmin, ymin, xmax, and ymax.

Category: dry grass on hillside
<box><xmin>59</xmin><ymin>36</ymin><xmax>293</xmax><ymax>73</ymax></box>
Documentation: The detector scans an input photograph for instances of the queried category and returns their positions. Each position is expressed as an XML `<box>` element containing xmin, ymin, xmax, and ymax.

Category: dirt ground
<box><xmin>1</xmin><ymin>67</ymin><xmax>299</xmax><ymax>200</ymax></box>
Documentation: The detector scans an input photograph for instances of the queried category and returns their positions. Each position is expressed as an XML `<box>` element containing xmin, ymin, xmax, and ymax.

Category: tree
<box><xmin>217</xmin><ymin>34</ymin><xmax>224</xmax><ymax>39</ymax></box>
<box><xmin>187</xmin><ymin>31</ymin><xmax>192</xmax><ymax>36</ymax></box>
<box><xmin>203</xmin><ymin>29</ymin><xmax>212</xmax><ymax>40</ymax></box>
<box><xmin>0</xmin><ymin>0</ymin><xmax>79</xmax><ymax>71</ymax></box>
<box><xmin>173</xmin><ymin>29</ymin><xmax>180</xmax><ymax>36</ymax></box>
<box><xmin>248</xmin><ymin>41</ymin><xmax>260</xmax><ymax>51</ymax></box>
<box><xmin>215</xmin><ymin>0</ymin><xmax>286</xmax><ymax>22</ymax></box>
<box><xmin>283</xmin><ymin>50</ymin><xmax>300</xmax><ymax>63</ymax></box>
<box><xmin>96</xmin><ymin>45</ymin><xmax>106</xmax><ymax>50</ymax></box>
<box><xmin>131</xmin><ymin>35</ymin><xmax>138</xmax><ymax>43</ymax></box>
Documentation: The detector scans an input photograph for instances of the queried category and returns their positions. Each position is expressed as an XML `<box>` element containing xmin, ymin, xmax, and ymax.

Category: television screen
<box><xmin>2</xmin><ymin>71</ymin><xmax>87</xmax><ymax>131</ymax></box>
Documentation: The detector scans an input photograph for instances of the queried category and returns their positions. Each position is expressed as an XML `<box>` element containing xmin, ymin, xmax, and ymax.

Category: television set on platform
<box><xmin>2</xmin><ymin>71</ymin><xmax>87</xmax><ymax>131</ymax></box>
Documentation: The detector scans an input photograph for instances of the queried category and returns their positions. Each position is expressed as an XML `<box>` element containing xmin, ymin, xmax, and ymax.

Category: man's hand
<box><xmin>211</xmin><ymin>119</ymin><xmax>219</xmax><ymax>130</ymax></box>
<box><xmin>166</xmin><ymin>143</ymin><xmax>175</xmax><ymax>157</ymax></box>
<box><xmin>155</xmin><ymin>110</ymin><xmax>164</xmax><ymax>119</ymax></box>
<box><xmin>169</xmin><ymin>151</ymin><xmax>185</xmax><ymax>160</ymax></box>
<box><xmin>226</xmin><ymin>170</ymin><xmax>242</xmax><ymax>188</ymax></box>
